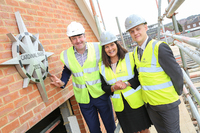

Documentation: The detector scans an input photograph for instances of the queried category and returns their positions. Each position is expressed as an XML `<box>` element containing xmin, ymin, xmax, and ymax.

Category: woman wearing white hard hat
<box><xmin>98</xmin><ymin>31</ymin><xmax>152</xmax><ymax>133</ymax></box>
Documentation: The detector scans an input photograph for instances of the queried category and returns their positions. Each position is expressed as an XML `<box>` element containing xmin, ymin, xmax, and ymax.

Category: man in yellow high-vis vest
<box><xmin>125</xmin><ymin>14</ymin><xmax>183</xmax><ymax>133</ymax></box>
<box><xmin>50</xmin><ymin>21</ymin><xmax>116</xmax><ymax>133</ymax></box>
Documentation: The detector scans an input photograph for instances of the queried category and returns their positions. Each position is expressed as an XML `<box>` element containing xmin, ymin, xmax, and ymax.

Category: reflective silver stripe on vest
<box><xmin>123</xmin><ymin>85</ymin><xmax>141</xmax><ymax>97</ymax></box>
<box><xmin>101</xmin><ymin>53</ymin><xmax>134</xmax><ymax>85</ymax></box>
<box><xmin>111</xmin><ymin>94</ymin><xmax>120</xmax><ymax>99</ymax></box>
<box><xmin>86</xmin><ymin>79</ymin><xmax>101</xmax><ymax>86</ymax></box>
<box><xmin>83</xmin><ymin>67</ymin><xmax>99</xmax><ymax>73</ymax></box>
<box><xmin>93</xmin><ymin>42</ymin><xmax>100</xmax><ymax>66</ymax></box>
<box><xmin>72</xmin><ymin>82</ymin><xmax>86</xmax><ymax>89</ymax></box>
<box><xmin>142</xmin><ymin>81</ymin><xmax>173</xmax><ymax>90</ymax></box>
<box><xmin>107</xmin><ymin>75</ymin><xmax>134</xmax><ymax>85</ymax></box>
<box><xmin>63</xmin><ymin>50</ymin><xmax>70</xmax><ymax>70</ymax></box>
<box><xmin>140</xmin><ymin>67</ymin><xmax>163</xmax><ymax>72</ymax></box>
<box><xmin>100</xmin><ymin>61</ymin><xmax>108</xmax><ymax>83</ymax></box>
<box><xmin>73</xmin><ymin>72</ymin><xmax>83</xmax><ymax>77</ymax></box>
<box><xmin>140</xmin><ymin>40</ymin><xmax>164</xmax><ymax>73</ymax></box>
<box><xmin>125</xmin><ymin>53</ymin><xmax>132</xmax><ymax>75</ymax></box>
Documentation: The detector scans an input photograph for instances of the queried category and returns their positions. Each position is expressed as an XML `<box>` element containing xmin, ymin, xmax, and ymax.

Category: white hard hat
<box><xmin>100</xmin><ymin>31</ymin><xmax>118</xmax><ymax>46</ymax></box>
<box><xmin>67</xmin><ymin>21</ymin><xmax>85</xmax><ymax>37</ymax></box>
<box><xmin>125</xmin><ymin>14</ymin><xmax>147</xmax><ymax>32</ymax></box>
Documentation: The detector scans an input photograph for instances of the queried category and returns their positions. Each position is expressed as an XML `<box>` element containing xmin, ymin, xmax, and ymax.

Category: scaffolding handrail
<box><xmin>166</xmin><ymin>0</ymin><xmax>185</xmax><ymax>18</ymax></box>
<box><xmin>183</xmin><ymin>85</ymin><xmax>200</xmax><ymax>127</ymax></box>
<box><xmin>162</xmin><ymin>33</ymin><xmax>200</xmax><ymax>48</ymax></box>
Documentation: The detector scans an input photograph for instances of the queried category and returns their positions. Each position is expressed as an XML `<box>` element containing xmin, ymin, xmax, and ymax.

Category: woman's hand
<box><xmin>115</xmin><ymin>80</ymin><xmax>127</xmax><ymax>90</ymax></box>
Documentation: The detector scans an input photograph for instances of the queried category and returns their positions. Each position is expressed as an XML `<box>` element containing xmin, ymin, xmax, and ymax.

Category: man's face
<box><xmin>128</xmin><ymin>24</ymin><xmax>148</xmax><ymax>46</ymax></box>
<box><xmin>70</xmin><ymin>34</ymin><xmax>86</xmax><ymax>52</ymax></box>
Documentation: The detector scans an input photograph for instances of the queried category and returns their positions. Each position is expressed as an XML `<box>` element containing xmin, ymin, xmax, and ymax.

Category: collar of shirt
<box><xmin>138</xmin><ymin>36</ymin><xmax>149</xmax><ymax>51</ymax></box>
<box><xmin>74</xmin><ymin>43</ymin><xmax>88</xmax><ymax>54</ymax></box>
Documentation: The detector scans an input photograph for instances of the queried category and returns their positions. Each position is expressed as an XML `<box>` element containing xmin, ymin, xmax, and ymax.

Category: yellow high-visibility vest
<box><xmin>133</xmin><ymin>39</ymin><xmax>179</xmax><ymax>105</ymax></box>
<box><xmin>99</xmin><ymin>52</ymin><xmax>144</xmax><ymax>112</ymax></box>
<box><xmin>60</xmin><ymin>42</ymin><xmax>105</xmax><ymax>104</ymax></box>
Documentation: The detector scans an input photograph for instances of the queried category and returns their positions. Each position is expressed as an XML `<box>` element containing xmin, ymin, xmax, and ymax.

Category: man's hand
<box><xmin>50</xmin><ymin>75</ymin><xmax>65</xmax><ymax>88</ymax></box>
<box><xmin>114</xmin><ymin>80</ymin><xmax>127</xmax><ymax>90</ymax></box>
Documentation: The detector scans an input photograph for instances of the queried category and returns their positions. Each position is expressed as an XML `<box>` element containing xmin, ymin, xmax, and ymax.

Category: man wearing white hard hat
<box><xmin>50</xmin><ymin>22</ymin><xmax>116</xmax><ymax>133</ymax></box>
<box><xmin>125</xmin><ymin>14</ymin><xmax>183</xmax><ymax>133</ymax></box>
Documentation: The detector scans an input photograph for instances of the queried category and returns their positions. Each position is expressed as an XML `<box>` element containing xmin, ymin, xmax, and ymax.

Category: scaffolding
<box><xmin>157</xmin><ymin>0</ymin><xmax>200</xmax><ymax>132</ymax></box>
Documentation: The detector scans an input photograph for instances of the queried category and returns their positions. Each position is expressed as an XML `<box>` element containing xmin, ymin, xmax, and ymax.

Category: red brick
<box><xmin>0</xmin><ymin>35</ymin><xmax>9</xmax><ymax>43</ymax></box>
<box><xmin>1</xmin><ymin>119</ymin><xmax>20</xmax><ymax>133</ymax></box>
<box><xmin>59</xmin><ymin>97</ymin><xmax>65</xmax><ymax>104</ymax></box>
<box><xmin>33</xmin><ymin>103</ymin><xmax>45</xmax><ymax>114</ymax></box>
<box><xmin>38</xmin><ymin>28</ymin><xmax>47</xmax><ymax>33</ymax></box>
<box><xmin>7</xmin><ymin>26</ymin><xmax>19</xmax><ymax>34</ymax></box>
<box><xmin>46</xmin><ymin>13</ymin><xmax>54</xmax><ymax>18</ymax></box>
<box><xmin>13</xmin><ymin>73</ymin><xmax>23</xmax><ymax>81</ymax></box>
<box><xmin>27</xmin><ymin>9</ymin><xmax>37</xmax><ymax>15</ymax></box>
<box><xmin>28</xmin><ymin>90</ymin><xmax>40</xmax><ymax>100</ymax></box>
<box><xmin>0</xmin><ymin>5</ymin><xmax>13</xmax><ymax>12</ymax></box>
<box><xmin>27</xmin><ymin>28</ymin><xmax>38</xmax><ymax>33</ymax></box>
<box><xmin>19</xmin><ymin>85</ymin><xmax>33</xmax><ymax>96</ymax></box>
<box><xmin>19</xmin><ymin>1</ymin><xmax>30</xmax><ymax>8</ymax></box>
<box><xmin>44</xmin><ymin>97</ymin><xmax>54</xmax><ymax>107</ymax></box>
<box><xmin>13</xmin><ymin>7</ymin><xmax>27</xmax><ymax>14</ymax></box>
<box><xmin>36</xmin><ymin>96</ymin><xmax>43</xmax><ymax>104</ymax></box>
<box><xmin>19</xmin><ymin>111</ymin><xmax>34</xmax><ymax>124</ymax></box>
<box><xmin>51</xmin><ymin>100</ymin><xmax>60</xmax><ymax>111</ymax></box>
<box><xmin>0</xmin><ymin>116</ymin><xmax>8</xmax><ymax>128</ymax></box>
<box><xmin>4</xmin><ymin>20</ymin><xmax>17</xmax><ymax>26</ymax></box>
<box><xmin>3</xmin><ymin>66</ymin><xmax>16</xmax><ymax>75</ymax></box>
<box><xmin>22</xmin><ymin>15</ymin><xmax>34</xmax><ymax>21</ymax></box>
<box><xmin>23</xmin><ymin>100</ymin><xmax>37</xmax><ymax>112</ymax></box>
<box><xmin>47</xmin><ymin>89</ymin><xmax>56</xmax><ymax>98</ymax></box>
<box><xmin>3</xmin><ymin>91</ymin><xmax>19</xmax><ymax>104</ymax></box>
<box><xmin>54</xmin><ymin>91</ymin><xmax>62</xmax><ymax>100</ymax></box>
<box><xmin>5</xmin><ymin>0</ymin><xmax>19</xmax><ymax>6</ymax></box>
<box><xmin>0</xmin><ymin>103</ymin><xmax>14</xmax><ymax>118</ymax></box>
<box><xmin>8</xmin><ymin>107</ymin><xmax>24</xmax><ymax>121</ymax></box>
<box><xmin>0</xmin><ymin>86</ymin><xmax>9</xmax><ymax>97</ymax></box>
<box><xmin>30</xmin><ymin>4</ymin><xmax>40</xmax><ymax>10</ymax></box>
<box><xmin>0</xmin><ymin>51</ymin><xmax>12</xmax><ymax>59</ymax></box>
<box><xmin>42</xmin><ymin>1</ymin><xmax>50</xmax><ymax>7</ymax></box>
<box><xmin>3</xmin><ymin>42</ymin><xmax>12</xmax><ymax>50</ymax></box>
<box><xmin>37</xmin><ymin>11</ymin><xmax>46</xmax><ymax>16</ymax></box>
<box><xmin>9</xmin><ymin>81</ymin><xmax>23</xmax><ymax>92</ymax></box>
<box><xmin>41</xmin><ymin>40</ymin><xmax>50</xmax><ymax>45</ymax></box>
<box><xmin>33</xmin><ymin>0</ymin><xmax>41</xmax><ymax>5</ymax></box>
<box><xmin>0</xmin><ymin>99</ymin><xmax>3</xmax><ymax>106</ymax></box>
<box><xmin>0</xmin><ymin>75</ymin><xmax>15</xmax><ymax>86</ymax></box>
<box><xmin>0</xmin><ymin>20</ymin><xmax>3</xmax><ymax>25</ymax></box>
<box><xmin>13</xmin><ymin>96</ymin><xmax>28</xmax><ymax>108</ymax></box>
<box><xmin>29</xmin><ymin>114</ymin><xmax>42</xmax><ymax>128</ymax></box>
<box><xmin>40</xmin><ymin>6</ymin><xmax>49</xmax><ymax>12</ymax></box>
<box><xmin>40</xmin><ymin>106</ymin><xmax>51</xmax><ymax>118</ymax></box>
<box><xmin>14</xmin><ymin>123</ymin><xmax>29</xmax><ymax>133</ymax></box>
<box><xmin>0</xmin><ymin>27</ymin><xmax>9</xmax><ymax>34</ymax></box>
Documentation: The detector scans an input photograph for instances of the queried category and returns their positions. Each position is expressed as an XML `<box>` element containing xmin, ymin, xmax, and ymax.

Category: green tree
<box><xmin>177</xmin><ymin>21</ymin><xmax>183</xmax><ymax>32</ymax></box>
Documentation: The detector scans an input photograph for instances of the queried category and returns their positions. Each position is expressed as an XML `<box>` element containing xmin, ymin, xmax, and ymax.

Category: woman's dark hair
<box><xmin>102</xmin><ymin>41</ymin><xmax>128</xmax><ymax>67</ymax></box>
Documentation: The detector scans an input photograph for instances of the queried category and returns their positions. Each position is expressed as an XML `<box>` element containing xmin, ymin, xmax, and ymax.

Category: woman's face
<box><xmin>104</xmin><ymin>42</ymin><xmax>118</xmax><ymax>58</ymax></box>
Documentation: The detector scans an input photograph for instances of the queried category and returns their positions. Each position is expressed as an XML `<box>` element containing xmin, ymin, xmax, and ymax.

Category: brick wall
<box><xmin>0</xmin><ymin>0</ymin><xmax>101</xmax><ymax>132</ymax></box>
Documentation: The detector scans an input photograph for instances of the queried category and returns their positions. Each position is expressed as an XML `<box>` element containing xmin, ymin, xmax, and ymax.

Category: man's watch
<box><xmin>125</xmin><ymin>81</ymin><xmax>129</xmax><ymax>87</ymax></box>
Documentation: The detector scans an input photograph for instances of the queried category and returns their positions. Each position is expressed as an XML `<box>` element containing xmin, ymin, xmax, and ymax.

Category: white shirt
<box><xmin>138</xmin><ymin>36</ymin><xmax>149</xmax><ymax>51</ymax></box>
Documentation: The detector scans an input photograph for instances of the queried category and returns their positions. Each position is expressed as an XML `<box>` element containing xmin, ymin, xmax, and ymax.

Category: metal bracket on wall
<box><xmin>0</xmin><ymin>11</ymin><xmax>54</xmax><ymax>102</ymax></box>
